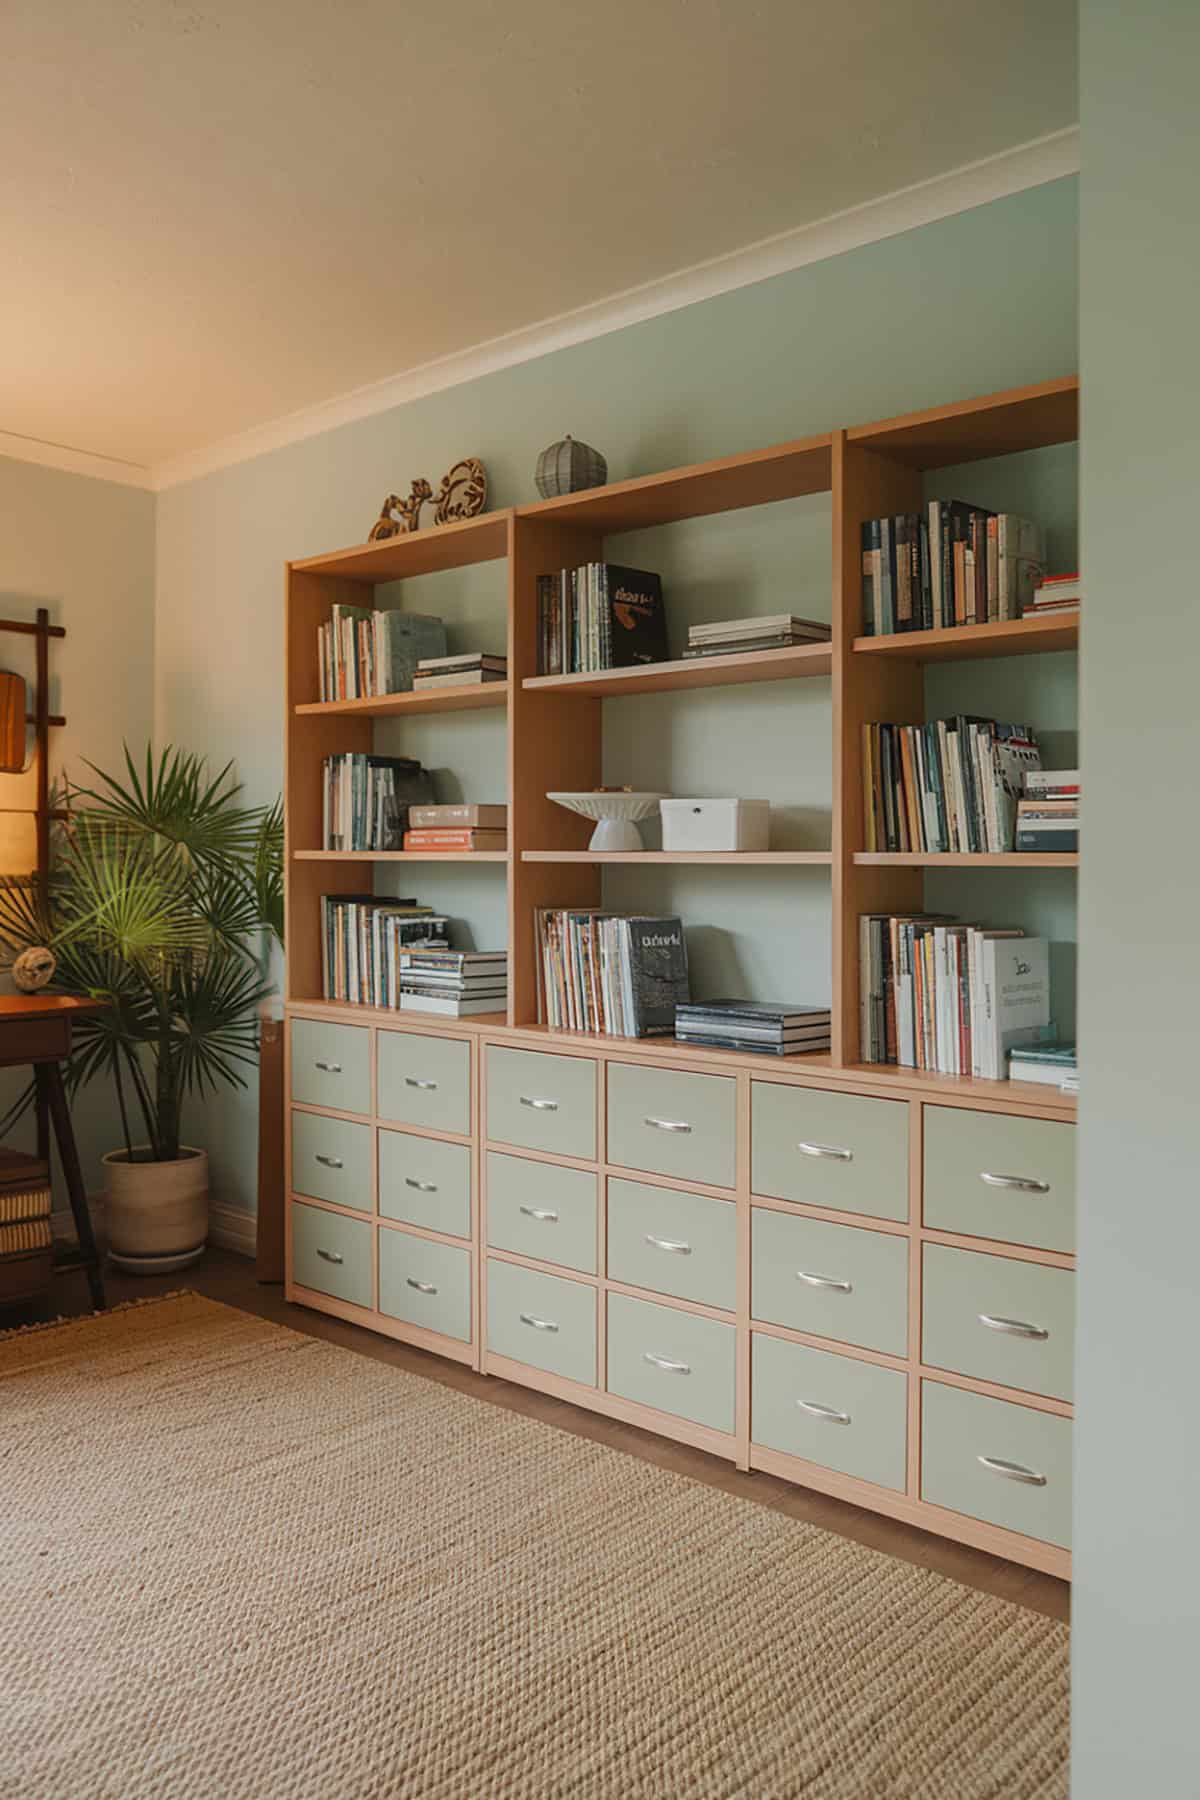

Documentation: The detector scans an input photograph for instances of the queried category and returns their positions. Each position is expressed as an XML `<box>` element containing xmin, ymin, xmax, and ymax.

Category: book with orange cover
<box><xmin>402</xmin><ymin>828</ymin><xmax>507</xmax><ymax>851</ymax></box>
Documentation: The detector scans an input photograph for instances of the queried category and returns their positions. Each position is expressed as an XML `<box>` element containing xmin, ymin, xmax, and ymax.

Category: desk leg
<box><xmin>37</xmin><ymin>1062</ymin><xmax>106</xmax><ymax>1312</ymax></box>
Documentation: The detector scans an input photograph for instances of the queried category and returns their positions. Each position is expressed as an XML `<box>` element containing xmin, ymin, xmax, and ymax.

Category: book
<box><xmin>675</xmin><ymin>1001</ymin><xmax>831</xmax><ymax>1027</ymax></box>
<box><xmin>688</xmin><ymin>615</ymin><xmax>831</xmax><ymax>642</ymax></box>
<box><xmin>1016</xmin><ymin>827</ymin><xmax>1078</xmax><ymax>852</ymax></box>
<box><xmin>978</xmin><ymin>937</ymin><xmax>1052</xmax><ymax>1080</ymax></box>
<box><xmin>322</xmin><ymin>895</ymin><xmax>450</xmax><ymax>1007</ymax></box>
<box><xmin>681</xmin><ymin>634</ymin><xmax>821</xmax><ymax>659</ymax></box>
<box><xmin>537</xmin><ymin>565</ymin><xmax>667</xmax><ymax>674</ymax></box>
<box><xmin>992</xmin><ymin>515</ymin><xmax>1046</xmax><ymax>620</ymax></box>
<box><xmin>672</xmin><ymin>1034</ymin><xmax>828</xmax><ymax>1057</ymax></box>
<box><xmin>402</xmin><ymin>828</ymin><xmax>507</xmax><ymax>851</ymax></box>
<box><xmin>317</xmin><ymin>608</ymin><xmax>447</xmax><ymax>700</ymax></box>
<box><xmin>410</xmin><ymin>668</ymin><xmax>507</xmax><ymax>688</ymax></box>
<box><xmin>863</xmin><ymin>719</ymin><xmax>1040</xmax><ymax>853</ymax></box>
<box><xmin>415</xmin><ymin>652</ymin><xmax>507</xmax><ymax>673</ymax></box>
<box><xmin>534</xmin><ymin>909</ymin><xmax>689</xmax><ymax>1036</ymax></box>
<box><xmin>1009</xmin><ymin>1043</ymin><xmax>1077</xmax><ymax>1085</ymax></box>
<box><xmin>1029</xmin><ymin>572</ymin><xmax>1081</xmax><ymax>606</ymax></box>
<box><xmin>400</xmin><ymin>950</ymin><xmax>507</xmax><ymax>971</ymax></box>
<box><xmin>399</xmin><ymin>992</ymin><xmax>505</xmax><ymax>1016</ymax></box>
<box><xmin>407</xmin><ymin>804</ymin><xmax>508</xmax><ymax>829</ymax></box>
<box><xmin>323</xmin><ymin>754</ymin><xmax>434</xmax><ymax>850</ymax></box>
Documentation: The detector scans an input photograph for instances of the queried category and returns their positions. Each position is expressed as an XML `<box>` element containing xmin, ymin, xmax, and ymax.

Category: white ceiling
<box><xmin>2</xmin><ymin>1</ymin><xmax>1077</xmax><ymax>474</ymax></box>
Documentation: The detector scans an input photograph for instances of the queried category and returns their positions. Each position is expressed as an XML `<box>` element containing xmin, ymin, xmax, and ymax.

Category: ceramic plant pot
<box><xmin>103</xmin><ymin>1145</ymin><xmax>209</xmax><ymax>1273</ymax></box>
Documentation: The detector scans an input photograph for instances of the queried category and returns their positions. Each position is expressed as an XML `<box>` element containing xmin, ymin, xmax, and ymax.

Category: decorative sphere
<box><xmin>535</xmin><ymin>435</ymin><xmax>607</xmax><ymax>499</ymax></box>
<box><xmin>13</xmin><ymin>946</ymin><xmax>56</xmax><ymax>992</ymax></box>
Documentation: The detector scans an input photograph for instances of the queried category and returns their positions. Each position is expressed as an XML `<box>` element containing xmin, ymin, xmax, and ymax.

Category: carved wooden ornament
<box><xmin>368</xmin><ymin>458</ymin><xmax>487</xmax><ymax>541</ymax></box>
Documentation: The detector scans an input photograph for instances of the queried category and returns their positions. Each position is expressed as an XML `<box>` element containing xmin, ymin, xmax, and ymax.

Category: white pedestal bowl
<box><xmin>547</xmin><ymin>792</ymin><xmax>668</xmax><ymax>852</ymax></box>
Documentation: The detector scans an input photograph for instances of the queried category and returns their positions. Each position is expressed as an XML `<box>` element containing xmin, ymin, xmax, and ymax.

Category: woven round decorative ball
<box><xmin>535</xmin><ymin>434</ymin><xmax>607</xmax><ymax>498</ymax></box>
<box><xmin>12</xmin><ymin>946</ymin><xmax>55</xmax><ymax>992</ymax></box>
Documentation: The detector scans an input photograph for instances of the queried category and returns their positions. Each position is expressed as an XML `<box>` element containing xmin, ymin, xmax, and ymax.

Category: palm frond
<box><xmin>67</xmin><ymin>746</ymin><xmax>269</xmax><ymax>870</ymax></box>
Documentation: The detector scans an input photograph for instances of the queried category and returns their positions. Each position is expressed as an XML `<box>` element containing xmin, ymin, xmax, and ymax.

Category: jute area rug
<box><xmin>1</xmin><ymin>1293</ymin><xmax>1069</xmax><ymax>1799</ymax></box>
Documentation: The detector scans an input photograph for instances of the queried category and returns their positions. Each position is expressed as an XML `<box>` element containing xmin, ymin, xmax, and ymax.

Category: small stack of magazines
<box><xmin>674</xmin><ymin>1000</ymin><xmax>832</xmax><ymax>1056</ymax></box>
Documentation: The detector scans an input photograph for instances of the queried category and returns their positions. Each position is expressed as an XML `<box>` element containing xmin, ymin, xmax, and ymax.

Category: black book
<box><xmin>626</xmin><ymin>917</ymin><xmax>690</xmax><ymax>1037</ymax></box>
<box><xmin>602</xmin><ymin>566</ymin><xmax>668</xmax><ymax>668</ymax></box>
<box><xmin>673</xmin><ymin>1033</ymin><xmax>828</xmax><ymax>1057</ymax></box>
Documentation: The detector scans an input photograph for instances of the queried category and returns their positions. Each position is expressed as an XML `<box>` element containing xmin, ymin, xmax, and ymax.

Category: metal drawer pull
<box><xmin>645</xmin><ymin>1234</ymin><xmax>691</xmax><ymax>1255</ymax></box>
<box><xmin>406</xmin><ymin>1278</ymin><xmax>438</xmax><ymax>1295</ymax></box>
<box><xmin>314</xmin><ymin>1060</ymin><xmax>342</xmax><ymax>1074</ymax></box>
<box><xmin>796</xmin><ymin>1269</ymin><xmax>852</xmax><ymax>1293</ymax></box>
<box><xmin>643</xmin><ymin>1352</ymin><xmax>691</xmax><ymax>1375</ymax></box>
<box><xmin>314</xmin><ymin>1154</ymin><xmax>344</xmax><ymax>1169</ymax></box>
<box><xmin>520</xmin><ymin>1095</ymin><xmax>558</xmax><ymax>1112</ymax></box>
<box><xmin>519</xmin><ymin>1311</ymin><xmax>559</xmax><ymax>1333</ymax></box>
<box><xmin>520</xmin><ymin>1204</ymin><xmax>559</xmax><ymax>1222</ymax></box>
<box><xmin>644</xmin><ymin>1116</ymin><xmax>692</xmax><ymax>1134</ymax></box>
<box><xmin>978</xmin><ymin>1313</ymin><xmax>1049</xmax><ymax>1340</ymax></box>
<box><xmin>977</xmin><ymin>1455</ymin><xmax>1047</xmax><ymax>1487</ymax></box>
<box><xmin>797</xmin><ymin>1141</ymin><xmax>853</xmax><ymax>1162</ymax></box>
<box><xmin>405</xmin><ymin>1177</ymin><xmax>437</xmax><ymax>1193</ymax></box>
<box><xmin>405</xmin><ymin>1076</ymin><xmax>438</xmax><ymax>1091</ymax></box>
<box><xmin>316</xmin><ymin>1247</ymin><xmax>343</xmax><ymax>1265</ymax></box>
<box><xmin>796</xmin><ymin>1398</ymin><xmax>851</xmax><ymax>1425</ymax></box>
<box><xmin>979</xmin><ymin>1171</ymin><xmax>1050</xmax><ymax>1194</ymax></box>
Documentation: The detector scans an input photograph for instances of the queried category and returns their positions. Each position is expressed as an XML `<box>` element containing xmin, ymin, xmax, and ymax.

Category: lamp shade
<box><xmin>0</xmin><ymin>673</ymin><xmax>26</xmax><ymax>774</ymax></box>
<box><xmin>0</xmin><ymin>811</ymin><xmax>38</xmax><ymax>880</ymax></box>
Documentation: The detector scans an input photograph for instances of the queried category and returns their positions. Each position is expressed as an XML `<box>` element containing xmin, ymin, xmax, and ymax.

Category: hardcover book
<box><xmin>625</xmin><ymin>916</ymin><xmax>690</xmax><ymax>1036</ymax></box>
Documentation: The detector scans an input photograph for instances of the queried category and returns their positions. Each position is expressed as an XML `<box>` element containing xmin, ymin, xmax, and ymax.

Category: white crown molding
<box><xmin>0</xmin><ymin>430</ymin><xmax>153</xmax><ymax>491</ymax></box>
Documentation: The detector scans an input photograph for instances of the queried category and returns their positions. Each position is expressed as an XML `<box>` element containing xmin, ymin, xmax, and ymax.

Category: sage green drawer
<box><xmin>486</xmin><ymin>1152</ymin><xmax>597</xmax><ymax>1274</ymax></box>
<box><xmin>607</xmin><ymin>1177</ymin><xmax>736</xmax><ymax>1311</ymax></box>
<box><xmin>486</xmin><ymin>1258</ymin><xmax>596</xmax><ymax>1385</ymax></box>
<box><xmin>379</xmin><ymin>1227</ymin><xmax>470</xmax><ymax>1341</ymax></box>
<box><xmin>379</xmin><ymin>1130</ymin><xmax>471</xmax><ymax>1238</ymax></box>
<box><xmin>377</xmin><ymin>1030</ymin><xmax>471</xmax><ymax>1135</ymax></box>
<box><xmin>291</xmin><ymin>1111</ymin><xmax>373</xmax><ymax>1212</ymax></box>
<box><xmin>751</xmin><ymin>1332</ymin><xmax>907</xmax><ymax>1492</ymax></box>
<box><xmin>923</xmin><ymin>1107</ymin><xmax>1075</xmax><ymax>1254</ymax></box>
<box><xmin>290</xmin><ymin>1200</ymin><xmax>372</xmax><ymax>1309</ymax></box>
<box><xmin>922</xmin><ymin>1381</ymin><xmax>1072</xmax><ymax>1549</ymax></box>
<box><xmin>607</xmin><ymin>1064</ymin><xmax>736</xmax><ymax>1189</ymax></box>
<box><xmin>751</xmin><ymin>1083</ymin><xmax>908</xmax><ymax>1221</ymax></box>
<box><xmin>922</xmin><ymin>1244</ymin><xmax>1075</xmax><ymax>1402</ymax></box>
<box><xmin>752</xmin><ymin>1209</ymin><xmax>907</xmax><ymax>1356</ymax></box>
<box><xmin>485</xmin><ymin>1047</ymin><xmax>597</xmax><ymax>1160</ymax></box>
<box><xmin>290</xmin><ymin>1018</ymin><xmax>370</xmax><ymax>1115</ymax></box>
<box><xmin>607</xmin><ymin>1293</ymin><xmax>735</xmax><ymax>1435</ymax></box>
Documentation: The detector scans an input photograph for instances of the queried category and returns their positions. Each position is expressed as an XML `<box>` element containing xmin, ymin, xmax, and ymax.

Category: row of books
<box><xmin>682</xmin><ymin>613</ymin><xmax>830</xmax><ymax>661</ymax></box>
<box><xmin>861</xmin><ymin>506</ymin><xmax>1046</xmax><ymax>636</ymax></box>
<box><xmin>863</xmin><ymin>718</ymin><xmax>1041</xmax><ymax>855</ymax></box>
<box><xmin>322</xmin><ymin>755</ymin><xmax>432</xmax><ymax>852</ymax></box>
<box><xmin>318</xmin><ymin>606</ymin><xmax>446</xmax><ymax>700</ymax></box>
<box><xmin>321</xmin><ymin>897</ymin><xmax>450</xmax><ymax>1009</ymax></box>
<box><xmin>859</xmin><ymin>914</ymin><xmax>1050</xmax><ymax>1079</ymax></box>
<box><xmin>412</xmin><ymin>652</ymin><xmax>506</xmax><ymax>689</ymax></box>
<box><xmin>535</xmin><ymin>909</ymin><xmax>688</xmax><ymax>1037</ymax></box>
<box><xmin>536</xmin><ymin>565</ymin><xmax>667</xmax><ymax>675</ymax></box>
<box><xmin>675</xmin><ymin>1000</ymin><xmax>830</xmax><ymax>1056</ymax></box>
<box><xmin>398</xmin><ymin>949</ymin><xmax>507</xmax><ymax>1017</ymax></box>
<box><xmin>1016</xmin><ymin>769</ymin><xmax>1079</xmax><ymax>853</ymax></box>
<box><xmin>1009</xmin><ymin>1041</ymin><xmax>1077</xmax><ymax>1090</ymax></box>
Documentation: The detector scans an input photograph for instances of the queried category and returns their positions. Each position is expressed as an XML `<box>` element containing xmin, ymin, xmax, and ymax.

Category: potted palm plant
<box><xmin>0</xmin><ymin>748</ymin><xmax>282</xmax><ymax>1271</ymax></box>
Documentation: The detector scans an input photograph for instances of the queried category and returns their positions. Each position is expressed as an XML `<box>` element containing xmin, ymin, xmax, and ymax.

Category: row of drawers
<box><xmin>294</xmin><ymin>1020</ymin><xmax>1075</xmax><ymax>1251</ymax></box>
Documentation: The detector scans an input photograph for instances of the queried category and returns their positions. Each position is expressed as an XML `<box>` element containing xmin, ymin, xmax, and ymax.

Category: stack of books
<box><xmin>536</xmin><ymin>565</ymin><xmax>667</xmax><ymax>675</ymax></box>
<box><xmin>318</xmin><ymin>606</ymin><xmax>446</xmax><ymax>699</ymax></box>
<box><xmin>322</xmin><ymin>754</ymin><xmax>433</xmax><ymax>851</ymax></box>
<box><xmin>535</xmin><ymin>909</ymin><xmax>688</xmax><ymax>1037</ymax></box>
<box><xmin>1009</xmin><ymin>1042</ymin><xmax>1077</xmax><ymax>1089</ymax></box>
<box><xmin>863</xmin><ymin>718</ymin><xmax>1041</xmax><ymax>854</ymax></box>
<box><xmin>1023</xmin><ymin>572</ymin><xmax>1080</xmax><ymax>618</ymax></box>
<box><xmin>682</xmin><ymin>614</ymin><xmax>831</xmax><ymax>660</ymax></box>
<box><xmin>674</xmin><ymin>1001</ymin><xmax>831</xmax><ymax>1056</ymax></box>
<box><xmin>861</xmin><ymin>506</ymin><xmax>1045</xmax><ymax>635</ymax></box>
<box><xmin>399</xmin><ymin>949</ymin><xmax>508</xmax><ymax>1017</ymax></box>
<box><xmin>1016</xmin><ymin>769</ymin><xmax>1079</xmax><ymax>853</ymax></box>
<box><xmin>321</xmin><ymin>897</ymin><xmax>450</xmax><ymax>1008</ymax></box>
<box><xmin>412</xmin><ymin>652</ymin><xmax>506</xmax><ymax>689</ymax></box>
<box><xmin>403</xmin><ymin>802</ymin><xmax>507</xmax><ymax>855</ymax></box>
<box><xmin>860</xmin><ymin>914</ymin><xmax>1051</xmax><ymax>1079</ymax></box>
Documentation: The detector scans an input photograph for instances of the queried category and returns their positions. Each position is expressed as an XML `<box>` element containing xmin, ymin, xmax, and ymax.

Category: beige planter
<box><xmin>103</xmin><ymin>1146</ymin><xmax>209</xmax><ymax>1273</ymax></box>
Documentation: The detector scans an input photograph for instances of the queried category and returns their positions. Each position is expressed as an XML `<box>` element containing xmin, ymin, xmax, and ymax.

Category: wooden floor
<box><xmin>29</xmin><ymin>1247</ymin><xmax>1068</xmax><ymax>1624</ymax></box>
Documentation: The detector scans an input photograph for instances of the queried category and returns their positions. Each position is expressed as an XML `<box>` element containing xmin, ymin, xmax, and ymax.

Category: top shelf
<box><xmin>846</xmin><ymin>375</ymin><xmax>1078</xmax><ymax>469</ymax></box>
<box><xmin>290</xmin><ymin>511</ymin><xmax>511</xmax><ymax>584</ymax></box>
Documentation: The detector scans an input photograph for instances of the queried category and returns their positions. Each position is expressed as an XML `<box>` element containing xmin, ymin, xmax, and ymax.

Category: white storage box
<box><xmin>660</xmin><ymin>797</ymin><xmax>770</xmax><ymax>853</ymax></box>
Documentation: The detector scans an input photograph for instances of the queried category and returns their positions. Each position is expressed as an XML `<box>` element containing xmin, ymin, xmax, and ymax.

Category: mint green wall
<box><xmin>156</xmin><ymin>175</ymin><xmax>1078</xmax><ymax>1213</ymax></box>
<box><xmin>1073</xmin><ymin>6</ymin><xmax>1200</xmax><ymax>1792</ymax></box>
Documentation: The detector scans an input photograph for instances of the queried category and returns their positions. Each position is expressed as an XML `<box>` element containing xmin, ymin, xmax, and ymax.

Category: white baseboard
<box><xmin>54</xmin><ymin>1194</ymin><xmax>257</xmax><ymax>1260</ymax></box>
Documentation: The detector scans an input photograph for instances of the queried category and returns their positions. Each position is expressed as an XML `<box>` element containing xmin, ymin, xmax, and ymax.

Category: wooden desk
<box><xmin>0</xmin><ymin>995</ymin><xmax>105</xmax><ymax>1310</ymax></box>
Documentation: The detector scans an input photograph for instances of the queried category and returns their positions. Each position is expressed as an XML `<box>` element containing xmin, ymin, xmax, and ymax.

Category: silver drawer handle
<box><xmin>978</xmin><ymin>1454</ymin><xmax>1047</xmax><ymax>1487</ymax></box>
<box><xmin>978</xmin><ymin>1313</ymin><xmax>1049</xmax><ymax>1340</ymax></box>
<box><xmin>314</xmin><ymin>1154</ymin><xmax>343</xmax><ymax>1169</ymax></box>
<box><xmin>520</xmin><ymin>1204</ymin><xmax>559</xmax><ymax>1222</ymax></box>
<box><xmin>644</xmin><ymin>1116</ymin><xmax>692</xmax><ymax>1134</ymax></box>
<box><xmin>796</xmin><ymin>1398</ymin><xmax>851</xmax><ymax>1425</ymax></box>
<box><xmin>645</xmin><ymin>1233</ymin><xmax>692</xmax><ymax>1255</ymax></box>
<box><xmin>520</xmin><ymin>1095</ymin><xmax>558</xmax><ymax>1112</ymax></box>
<box><xmin>980</xmin><ymin>1171</ymin><xmax>1050</xmax><ymax>1194</ymax></box>
<box><xmin>406</xmin><ymin>1076</ymin><xmax>438</xmax><ymax>1091</ymax></box>
<box><xmin>643</xmin><ymin>1352</ymin><xmax>691</xmax><ymax>1375</ymax></box>
<box><xmin>519</xmin><ymin>1311</ymin><xmax>559</xmax><ymax>1333</ymax></box>
<box><xmin>406</xmin><ymin>1278</ymin><xmax>438</xmax><ymax>1295</ymax></box>
<box><xmin>316</xmin><ymin>1247</ymin><xmax>343</xmax><ymax>1265</ymax></box>
<box><xmin>797</xmin><ymin>1141</ymin><xmax>853</xmax><ymax>1162</ymax></box>
<box><xmin>796</xmin><ymin>1269</ymin><xmax>852</xmax><ymax>1293</ymax></box>
<box><xmin>405</xmin><ymin>1177</ymin><xmax>437</xmax><ymax>1193</ymax></box>
<box><xmin>314</xmin><ymin>1060</ymin><xmax>342</xmax><ymax>1074</ymax></box>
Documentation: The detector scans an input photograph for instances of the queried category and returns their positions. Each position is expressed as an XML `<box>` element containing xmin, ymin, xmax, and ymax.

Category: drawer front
<box><xmin>379</xmin><ymin>1228</ymin><xmax>471</xmax><ymax>1341</ymax></box>
<box><xmin>607</xmin><ymin>1292</ymin><xmax>735</xmax><ymax>1435</ymax></box>
<box><xmin>377</xmin><ymin>1030</ymin><xmax>471</xmax><ymax>1135</ymax></box>
<box><xmin>487</xmin><ymin>1152</ymin><xmax>597</xmax><ymax>1274</ymax></box>
<box><xmin>290</xmin><ymin>1200</ymin><xmax>372</xmax><ymax>1309</ymax></box>
<box><xmin>922</xmin><ymin>1381</ymin><xmax>1072</xmax><ymax>1549</ymax></box>
<box><xmin>922</xmin><ymin>1244</ymin><xmax>1075</xmax><ymax>1402</ymax></box>
<box><xmin>485</xmin><ymin>1047</ymin><xmax>597</xmax><ymax>1160</ymax></box>
<box><xmin>290</xmin><ymin>1019</ymin><xmax>370</xmax><ymax>1115</ymax></box>
<box><xmin>486</xmin><ymin>1258</ymin><xmax>596</xmax><ymax>1385</ymax></box>
<box><xmin>607</xmin><ymin>1064</ymin><xmax>736</xmax><ymax>1189</ymax></box>
<box><xmin>379</xmin><ymin>1130</ymin><xmax>471</xmax><ymax>1238</ymax></box>
<box><xmin>291</xmin><ymin>1111</ymin><xmax>373</xmax><ymax>1212</ymax></box>
<box><xmin>923</xmin><ymin>1107</ymin><xmax>1075</xmax><ymax>1254</ymax></box>
<box><xmin>751</xmin><ymin>1083</ymin><xmax>908</xmax><ymax>1222</ymax></box>
<box><xmin>752</xmin><ymin>1209</ymin><xmax>907</xmax><ymax>1356</ymax></box>
<box><xmin>751</xmin><ymin>1332</ymin><xmax>907</xmax><ymax>1492</ymax></box>
<box><xmin>608</xmin><ymin>1178</ymin><xmax>736</xmax><ymax>1312</ymax></box>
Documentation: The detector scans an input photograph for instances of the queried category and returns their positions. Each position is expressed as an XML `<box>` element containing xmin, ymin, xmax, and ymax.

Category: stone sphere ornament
<box><xmin>12</xmin><ymin>946</ymin><xmax>56</xmax><ymax>992</ymax></box>
<box><xmin>535</xmin><ymin>435</ymin><xmax>608</xmax><ymax>499</ymax></box>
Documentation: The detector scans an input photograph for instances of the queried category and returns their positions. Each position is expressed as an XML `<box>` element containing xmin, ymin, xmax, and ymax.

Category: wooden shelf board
<box><xmin>853</xmin><ymin>615</ymin><xmax>1078</xmax><ymax>662</ymax></box>
<box><xmin>289</xmin><ymin>510</ymin><xmax>511</xmax><ymax>584</ymax></box>
<box><xmin>838</xmin><ymin>1063</ymin><xmax>1076</xmax><ymax>1117</ymax></box>
<box><xmin>521</xmin><ymin>642</ymin><xmax>832</xmax><ymax>699</ymax></box>
<box><xmin>501</xmin><ymin>1020</ymin><xmax>834</xmax><ymax>1075</ymax></box>
<box><xmin>521</xmin><ymin>849</ymin><xmax>831</xmax><ymax>866</ymax></box>
<box><xmin>854</xmin><ymin>852</ymin><xmax>1078</xmax><ymax>869</ymax></box>
<box><xmin>847</xmin><ymin>375</ymin><xmax>1078</xmax><ymax>468</ymax></box>
<box><xmin>295</xmin><ymin>681</ymin><xmax>508</xmax><ymax>718</ymax></box>
<box><xmin>517</xmin><ymin>434</ymin><xmax>832</xmax><ymax>534</ymax></box>
<box><xmin>289</xmin><ymin>998</ymin><xmax>508</xmax><ymax>1031</ymax></box>
<box><xmin>292</xmin><ymin>849</ymin><xmax>509</xmax><ymax>864</ymax></box>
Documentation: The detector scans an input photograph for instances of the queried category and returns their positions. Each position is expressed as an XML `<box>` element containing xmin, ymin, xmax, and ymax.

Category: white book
<box><xmin>399</xmin><ymin>992</ymin><xmax>504</xmax><ymax>1016</ymax></box>
<box><xmin>981</xmin><ymin>936</ymin><xmax>1050</xmax><ymax>1080</ymax></box>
